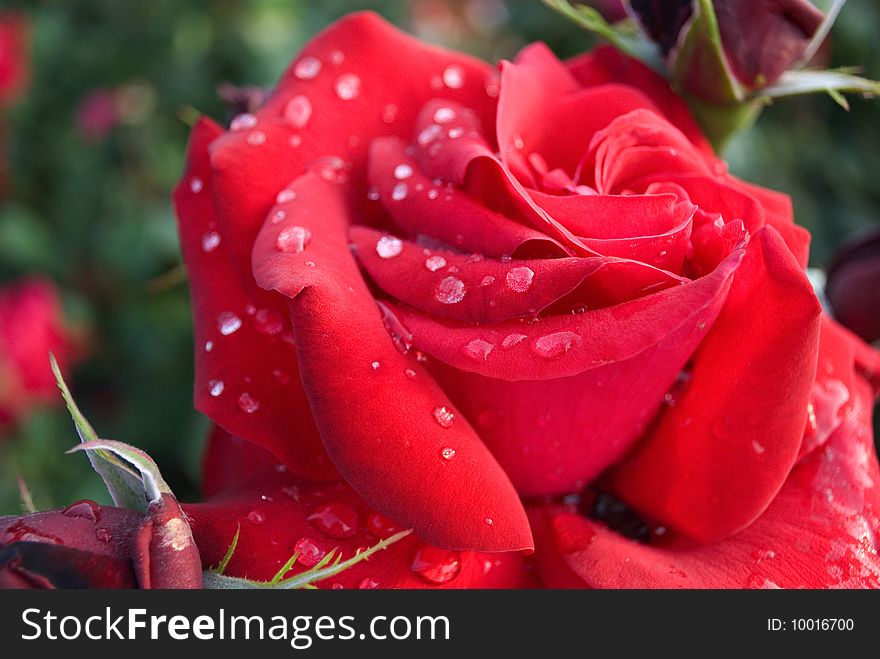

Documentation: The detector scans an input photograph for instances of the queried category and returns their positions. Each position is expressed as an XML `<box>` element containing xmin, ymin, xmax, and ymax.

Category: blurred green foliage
<box><xmin>0</xmin><ymin>0</ymin><xmax>877</xmax><ymax>514</ymax></box>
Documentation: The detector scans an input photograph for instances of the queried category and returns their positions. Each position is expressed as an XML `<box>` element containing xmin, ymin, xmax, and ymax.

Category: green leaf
<box><xmin>51</xmin><ymin>353</ymin><xmax>148</xmax><ymax>512</ymax></box>
<box><xmin>668</xmin><ymin>0</ymin><xmax>745</xmax><ymax>104</ymax></box>
<box><xmin>542</xmin><ymin>0</ymin><xmax>665</xmax><ymax>74</ymax></box>
<box><xmin>67</xmin><ymin>440</ymin><xmax>172</xmax><ymax>504</ymax></box>
<box><xmin>202</xmin><ymin>529</ymin><xmax>413</xmax><ymax>590</ymax></box>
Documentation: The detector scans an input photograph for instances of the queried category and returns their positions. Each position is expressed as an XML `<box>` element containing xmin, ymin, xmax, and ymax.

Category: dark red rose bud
<box><xmin>826</xmin><ymin>227</ymin><xmax>880</xmax><ymax>345</ymax></box>
<box><xmin>0</xmin><ymin>502</ymin><xmax>142</xmax><ymax>589</ymax></box>
<box><xmin>713</xmin><ymin>0</ymin><xmax>825</xmax><ymax>88</ymax></box>
<box><xmin>131</xmin><ymin>493</ymin><xmax>203</xmax><ymax>589</ymax></box>
<box><xmin>631</xmin><ymin>0</ymin><xmax>824</xmax><ymax>93</ymax></box>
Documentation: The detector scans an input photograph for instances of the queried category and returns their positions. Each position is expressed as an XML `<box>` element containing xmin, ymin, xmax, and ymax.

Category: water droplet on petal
<box><xmin>230</xmin><ymin>113</ymin><xmax>257</xmax><ymax>131</ymax></box>
<box><xmin>292</xmin><ymin>537</ymin><xmax>326</xmax><ymax>567</ymax></box>
<box><xmin>307</xmin><ymin>502</ymin><xmax>359</xmax><ymax>539</ymax></box>
<box><xmin>433</xmin><ymin>107</ymin><xmax>456</xmax><ymax>124</ymax></box>
<box><xmin>464</xmin><ymin>339</ymin><xmax>493</xmax><ymax>361</ymax></box>
<box><xmin>371</xmin><ymin>361</ymin><xmax>380</xmax><ymax>371</ymax></box>
<box><xmin>484</xmin><ymin>517</ymin><xmax>493</xmax><ymax>525</ymax></box>
<box><xmin>391</xmin><ymin>183</ymin><xmax>408</xmax><ymax>201</ymax></box>
<box><xmin>501</xmin><ymin>333</ymin><xmax>527</xmax><ymax>349</ymax></box>
<box><xmin>417</xmin><ymin>124</ymin><xmax>442</xmax><ymax>146</ymax></box>
<box><xmin>335</xmin><ymin>74</ymin><xmax>361</xmax><ymax>100</ymax></box>
<box><xmin>190</xmin><ymin>177</ymin><xmax>204</xmax><ymax>193</ymax></box>
<box><xmin>358</xmin><ymin>577</ymin><xmax>380</xmax><ymax>589</ymax></box>
<box><xmin>480</xmin><ymin>275</ymin><xmax>496</xmax><ymax>287</ymax></box>
<box><xmin>433</xmin><ymin>406</ymin><xmax>455</xmax><ymax>428</ymax></box>
<box><xmin>404</xmin><ymin>368</ymin><xmax>417</xmax><ymax>379</ymax></box>
<box><xmin>205</xmin><ymin>340</ymin><xmax>213</xmax><ymax>352</ymax></box>
<box><xmin>752</xmin><ymin>440</ymin><xmax>766</xmax><ymax>455</ymax></box>
<box><xmin>95</xmin><ymin>528</ymin><xmax>112</xmax><ymax>543</ymax></box>
<box><xmin>376</xmin><ymin>235</ymin><xmax>403</xmax><ymax>258</ymax></box>
<box><xmin>366</xmin><ymin>512</ymin><xmax>403</xmax><ymax>539</ymax></box>
<box><xmin>276</xmin><ymin>226</ymin><xmax>311</xmax><ymax>254</ymax></box>
<box><xmin>218</xmin><ymin>312</ymin><xmax>242</xmax><ymax>336</ymax></box>
<box><xmin>238</xmin><ymin>392</ymin><xmax>260</xmax><ymax>414</ymax></box>
<box><xmin>435</xmin><ymin>276</ymin><xmax>465</xmax><ymax>304</ymax></box>
<box><xmin>424</xmin><ymin>255</ymin><xmax>447</xmax><ymax>271</ymax></box>
<box><xmin>506</xmin><ymin>266</ymin><xmax>535</xmax><ymax>293</ymax></box>
<box><xmin>532</xmin><ymin>331</ymin><xmax>581</xmax><ymax>358</ymax></box>
<box><xmin>247</xmin><ymin>130</ymin><xmax>266</xmax><ymax>146</ymax></box>
<box><xmin>284</xmin><ymin>95</ymin><xmax>312</xmax><ymax>128</ymax></box>
<box><xmin>62</xmin><ymin>500</ymin><xmax>101</xmax><ymax>522</ymax></box>
<box><xmin>367</xmin><ymin>186</ymin><xmax>381</xmax><ymax>201</ymax></box>
<box><xmin>208</xmin><ymin>379</ymin><xmax>224</xmax><ymax>397</ymax></box>
<box><xmin>253</xmin><ymin>308</ymin><xmax>284</xmax><ymax>335</ymax></box>
<box><xmin>394</xmin><ymin>164</ymin><xmax>413</xmax><ymax>180</ymax></box>
<box><xmin>201</xmin><ymin>231</ymin><xmax>221</xmax><ymax>253</ymax></box>
<box><xmin>276</xmin><ymin>189</ymin><xmax>297</xmax><ymax>204</ymax></box>
<box><xmin>440</xmin><ymin>447</ymin><xmax>456</xmax><ymax>460</ymax></box>
<box><xmin>246</xmin><ymin>510</ymin><xmax>265</xmax><ymax>525</ymax></box>
<box><xmin>411</xmin><ymin>545</ymin><xmax>461</xmax><ymax>584</ymax></box>
<box><xmin>294</xmin><ymin>56</ymin><xmax>322</xmax><ymax>80</ymax></box>
<box><xmin>382</xmin><ymin>103</ymin><xmax>398</xmax><ymax>123</ymax></box>
<box><xmin>442</xmin><ymin>65</ymin><xmax>465</xmax><ymax>89</ymax></box>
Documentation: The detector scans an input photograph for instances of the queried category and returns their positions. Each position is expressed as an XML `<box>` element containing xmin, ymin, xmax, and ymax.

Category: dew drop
<box><xmin>201</xmin><ymin>231</ymin><xmax>221</xmax><ymax>253</ymax></box>
<box><xmin>433</xmin><ymin>406</ymin><xmax>455</xmax><ymax>428</ymax></box>
<box><xmin>276</xmin><ymin>189</ymin><xmax>297</xmax><ymax>204</ymax></box>
<box><xmin>205</xmin><ymin>340</ymin><xmax>213</xmax><ymax>352</ymax></box>
<box><xmin>246</xmin><ymin>510</ymin><xmax>265</xmax><ymax>525</ymax></box>
<box><xmin>230</xmin><ymin>113</ymin><xmax>257</xmax><ymax>131</ymax></box>
<box><xmin>391</xmin><ymin>183</ymin><xmax>408</xmax><ymax>201</ymax></box>
<box><xmin>307</xmin><ymin>502</ymin><xmax>358</xmax><ymax>539</ymax></box>
<box><xmin>376</xmin><ymin>235</ymin><xmax>403</xmax><ymax>258</ymax></box>
<box><xmin>238</xmin><ymin>392</ymin><xmax>260</xmax><ymax>414</ymax></box>
<box><xmin>292</xmin><ymin>537</ymin><xmax>326</xmax><ymax>567</ymax></box>
<box><xmin>271</xmin><ymin>209</ymin><xmax>286</xmax><ymax>224</ymax></box>
<box><xmin>411</xmin><ymin>545</ymin><xmax>461</xmax><ymax>584</ymax></box>
<box><xmin>95</xmin><ymin>528</ymin><xmax>112</xmax><ymax>543</ymax></box>
<box><xmin>394</xmin><ymin>164</ymin><xmax>413</xmax><ymax>180</ymax></box>
<box><xmin>276</xmin><ymin>226</ymin><xmax>312</xmax><ymax>254</ymax></box>
<box><xmin>435</xmin><ymin>276</ymin><xmax>465</xmax><ymax>304</ymax></box>
<box><xmin>62</xmin><ymin>500</ymin><xmax>101</xmax><ymax>522</ymax></box>
<box><xmin>335</xmin><ymin>74</ymin><xmax>361</xmax><ymax>100</ymax></box>
<box><xmin>484</xmin><ymin>517</ymin><xmax>494</xmax><ymax>525</ymax></box>
<box><xmin>447</xmin><ymin>127</ymin><xmax>464</xmax><ymax>139</ymax></box>
<box><xmin>382</xmin><ymin>103</ymin><xmax>398</xmax><ymax>123</ymax></box>
<box><xmin>433</xmin><ymin>107</ymin><xmax>456</xmax><ymax>124</ymax></box>
<box><xmin>417</xmin><ymin>124</ymin><xmax>442</xmax><ymax>146</ymax></box>
<box><xmin>501</xmin><ymin>333</ymin><xmax>527</xmax><ymax>349</ymax></box>
<box><xmin>358</xmin><ymin>577</ymin><xmax>380</xmax><ymax>590</ymax></box>
<box><xmin>440</xmin><ymin>446</ymin><xmax>456</xmax><ymax>460</ymax></box>
<box><xmin>284</xmin><ymin>95</ymin><xmax>312</xmax><ymax>128</ymax></box>
<box><xmin>367</xmin><ymin>186</ymin><xmax>381</xmax><ymax>201</ymax></box>
<box><xmin>218</xmin><ymin>312</ymin><xmax>242</xmax><ymax>336</ymax></box>
<box><xmin>481</xmin><ymin>275</ymin><xmax>496</xmax><ymax>287</ymax></box>
<box><xmin>246</xmin><ymin>130</ymin><xmax>266</xmax><ymax>146</ymax></box>
<box><xmin>404</xmin><ymin>368</ymin><xmax>417</xmax><ymax>379</ymax></box>
<box><xmin>442</xmin><ymin>65</ymin><xmax>465</xmax><ymax>89</ymax></box>
<box><xmin>208</xmin><ymin>379</ymin><xmax>224</xmax><ymax>397</ymax></box>
<box><xmin>190</xmin><ymin>177</ymin><xmax>204</xmax><ymax>193</ymax></box>
<box><xmin>424</xmin><ymin>255</ymin><xmax>447</xmax><ymax>272</ymax></box>
<box><xmin>371</xmin><ymin>361</ymin><xmax>380</xmax><ymax>371</ymax></box>
<box><xmin>294</xmin><ymin>56</ymin><xmax>322</xmax><ymax>80</ymax></box>
<box><xmin>532</xmin><ymin>331</ymin><xmax>581</xmax><ymax>358</ymax></box>
<box><xmin>464</xmin><ymin>339</ymin><xmax>494</xmax><ymax>361</ymax></box>
<box><xmin>366</xmin><ymin>512</ymin><xmax>403</xmax><ymax>539</ymax></box>
<box><xmin>506</xmin><ymin>266</ymin><xmax>535</xmax><ymax>293</ymax></box>
<box><xmin>253</xmin><ymin>308</ymin><xmax>284</xmax><ymax>335</ymax></box>
<box><xmin>752</xmin><ymin>440</ymin><xmax>766</xmax><ymax>455</ymax></box>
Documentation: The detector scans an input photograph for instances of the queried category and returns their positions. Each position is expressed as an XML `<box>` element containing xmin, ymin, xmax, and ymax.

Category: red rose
<box><xmin>173</xmin><ymin>12</ymin><xmax>878</xmax><ymax>584</ymax></box>
<box><xmin>0</xmin><ymin>277</ymin><xmax>77</xmax><ymax>433</ymax></box>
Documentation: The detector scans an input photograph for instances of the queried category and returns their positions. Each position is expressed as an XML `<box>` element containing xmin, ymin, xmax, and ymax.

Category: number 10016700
<box><xmin>767</xmin><ymin>618</ymin><xmax>854</xmax><ymax>631</ymax></box>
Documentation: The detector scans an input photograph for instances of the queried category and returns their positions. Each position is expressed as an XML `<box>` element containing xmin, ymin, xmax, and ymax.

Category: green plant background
<box><xmin>1</xmin><ymin>0</ymin><xmax>878</xmax><ymax>513</ymax></box>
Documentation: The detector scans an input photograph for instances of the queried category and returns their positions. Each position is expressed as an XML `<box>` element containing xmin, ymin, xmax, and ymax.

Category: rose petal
<box><xmin>253</xmin><ymin>171</ymin><xmax>532</xmax><ymax>552</ymax></box>
<box><xmin>208</xmin><ymin>11</ymin><xmax>498</xmax><ymax>280</ymax></box>
<box><xmin>187</xmin><ymin>428</ymin><xmax>535</xmax><ymax>588</ymax></box>
<box><xmin>173</xmin><ymin>117</ymin><xmax>337</xmax><ymax>481</ymax></box>
<box><xmin>606</xmin><ymin>228</ymin><xmax>822</xmax><ymax>542</ymax></box>
<box><xmin>531</xmin><ymin>361</ymin><xmax>880</xmax><ymax>588</ymax></box>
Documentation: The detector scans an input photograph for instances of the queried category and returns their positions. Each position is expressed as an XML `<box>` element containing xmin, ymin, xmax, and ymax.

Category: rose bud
<box><xmin>0</xmin><ymin>278</ymin><xmax>78</xmax><ymax>434</ymax></box>
<box><xmin>826</xmin><ymin>227</ymin><xmax>880</xmax><ymax>345</ymax></box>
